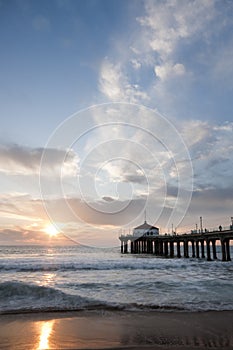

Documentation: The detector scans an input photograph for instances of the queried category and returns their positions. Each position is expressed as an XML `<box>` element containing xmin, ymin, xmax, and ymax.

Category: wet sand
<box><xmin>0</xmin><ymin>310</ymin><xmax>233</xmax><ymax>349</ymax></box>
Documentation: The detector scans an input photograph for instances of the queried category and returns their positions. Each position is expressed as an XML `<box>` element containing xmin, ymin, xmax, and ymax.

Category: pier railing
<box><xmin>175</xmin><ymin>225</ymin><xmax>233</xmax><ymax>236</ymax></box>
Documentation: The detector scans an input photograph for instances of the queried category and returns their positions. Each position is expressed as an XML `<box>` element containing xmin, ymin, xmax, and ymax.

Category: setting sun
<box><xmin>44</xmin><ymin>224</ymin><xmax>59</xmax><ymax>237</ymax></box>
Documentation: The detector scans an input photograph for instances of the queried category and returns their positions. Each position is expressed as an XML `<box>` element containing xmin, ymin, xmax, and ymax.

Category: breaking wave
<box><xmin>0</xmin><ymin>260</ymin><xmax>200</xmax><ymax>273</ymax></box>
<box><xmin>1</xmin><ymin>281</ymin><xmax>232</xmax><ymax>315</ymax></box>
<box><xmin>0</xmin><ymin>281</ymin><xmax>187</xmax><ymax>314</ymax></box>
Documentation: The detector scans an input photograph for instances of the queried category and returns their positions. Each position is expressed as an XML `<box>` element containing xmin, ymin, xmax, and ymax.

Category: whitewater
<box><xmin>0</xmin><ymin>245</ymin><xmax>233</xmax><ymax>314</ymax></box>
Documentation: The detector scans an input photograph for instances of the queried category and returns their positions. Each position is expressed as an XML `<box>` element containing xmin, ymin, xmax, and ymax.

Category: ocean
<box><xmin>0</xmin><ymin>245</ymin><xmax>233</xmax><ymax>315</ymax></box>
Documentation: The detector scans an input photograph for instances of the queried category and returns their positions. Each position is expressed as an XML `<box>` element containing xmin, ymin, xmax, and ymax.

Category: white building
<box><xmin>133</xmin><ymin>220</ymin><xmax>159</xmax><ymax>238</ymax></box>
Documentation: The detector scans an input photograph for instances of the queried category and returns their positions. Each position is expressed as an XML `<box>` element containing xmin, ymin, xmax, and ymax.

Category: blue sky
<box><xmin>0</xmin><ymin>0</ymin><xmax>233</xmax><ymax>246</ymax></box>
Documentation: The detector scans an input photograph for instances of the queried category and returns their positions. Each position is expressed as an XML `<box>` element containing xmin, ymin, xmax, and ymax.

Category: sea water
<box><xmin>0</xmin><ymin>245</ymin><xmax>233</xmax><ymax>314</ymax></box>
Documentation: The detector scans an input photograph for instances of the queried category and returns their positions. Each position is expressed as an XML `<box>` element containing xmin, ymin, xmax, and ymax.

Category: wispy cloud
<box><xmin>181</xmin><ymin>120</ymin><xmax>233</xmax><ymax>190</ymax></box>
<box><xmin>0</xmin><ymin>227</ymin><xmax>72</xmax><ymax>245</ymax></box>
<box><xmin>136</xmin><ymin>0</ymin><xmax>215</xmax><ymax>60</ymax></box>
<box><xmin>0</xmin><ymin>144</ymin><xmax>79</xmax><ymax>176</ymax></box>
<box><xmin>99</xmin><ymin>59</ymin><xmax>149</xmax><ymax>102</ymax></box>
<box><xmin>98</xmin><ymin>0</ymin><xmax>233</xmax><ymax>120</ymax></box>
<box><xmin>155</xmin><ymin>62</ymin><xmax>186</xmax><ymax>81</ymax></box>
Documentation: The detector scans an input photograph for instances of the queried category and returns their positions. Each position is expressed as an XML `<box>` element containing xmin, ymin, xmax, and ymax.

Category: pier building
<box><xmin>133</xmin><ymin>220</ymin><xmax>159</xmax><ymax>237</ymax></box>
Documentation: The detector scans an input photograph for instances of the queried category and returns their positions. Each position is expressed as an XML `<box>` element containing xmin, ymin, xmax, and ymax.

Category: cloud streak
<box><xmin>0</xmin><ymin>144</ymin><xmax>79</xmax><ymax>176</ymax></box>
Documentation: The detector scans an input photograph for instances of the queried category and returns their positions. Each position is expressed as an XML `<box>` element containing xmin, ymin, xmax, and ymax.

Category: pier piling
<box><xmin>120</xmin><ymin>228</ymin><xmax>233</xmax><ymax>262</ymax></box>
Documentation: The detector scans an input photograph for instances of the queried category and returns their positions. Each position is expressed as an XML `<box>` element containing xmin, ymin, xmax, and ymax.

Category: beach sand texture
<box><xmin>0</xmin><ymin>310</ymin><xmax>233</xmax><ymax>350</ymax></box>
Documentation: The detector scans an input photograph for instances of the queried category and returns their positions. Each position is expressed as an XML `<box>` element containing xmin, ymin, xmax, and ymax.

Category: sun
<box><xmin>44</xmin><ymin>224</ymin><xmax>59</xmax><ymax>237</ymax></box>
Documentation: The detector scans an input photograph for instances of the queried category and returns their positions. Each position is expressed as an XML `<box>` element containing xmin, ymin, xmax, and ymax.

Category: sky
<box><xmin>0</xmin><ymin>0</ymin><xmax>233</xmax><ymax>247</ymax></box>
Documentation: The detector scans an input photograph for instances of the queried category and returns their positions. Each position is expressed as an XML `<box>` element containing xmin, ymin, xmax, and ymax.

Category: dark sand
<box><xmin>0</xmin><ymin>310</ymin><xmax>233</xmax><ymax>350</ymax></box>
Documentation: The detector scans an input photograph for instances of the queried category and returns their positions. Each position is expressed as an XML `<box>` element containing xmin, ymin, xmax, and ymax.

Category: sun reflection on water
<box><xmin>43</xmin><ymin>272</ymin><xmax>56</xmax><ymax>286</ymax></box>
<box><xmin>37</xmin><ymin>320</ymin><xmax>55</xmax><ymax>350</ymax></box>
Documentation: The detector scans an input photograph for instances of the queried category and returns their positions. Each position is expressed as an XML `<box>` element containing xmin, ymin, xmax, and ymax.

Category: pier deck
<box><xmin>119</xmin><ymin>229</ymin><xmax>233</xmax><ymax>261</ymax></box>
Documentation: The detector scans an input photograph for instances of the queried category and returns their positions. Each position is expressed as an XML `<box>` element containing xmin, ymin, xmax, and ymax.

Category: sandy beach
<box><xmin>0</xmin><ymin>310</ymin><xmax>233</xmax><ymax>350</ymax></box>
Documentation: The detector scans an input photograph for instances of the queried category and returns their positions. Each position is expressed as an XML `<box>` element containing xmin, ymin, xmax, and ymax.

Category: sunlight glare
<box><xmin>37</xmin><ymin>320</ymin><xmax>55</xmax><ymax>350</ymax></box>
<box><xmin>44</xmin><ymin>224</ymin><xmax>59</xmax><ymax>237</ymax></box>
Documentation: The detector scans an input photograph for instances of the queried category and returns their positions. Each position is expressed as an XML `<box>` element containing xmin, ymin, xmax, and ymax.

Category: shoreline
<box><xmin>0</xmin><ymin>310</ymin><xmax>233</xmax><ymax>349</ymax></box>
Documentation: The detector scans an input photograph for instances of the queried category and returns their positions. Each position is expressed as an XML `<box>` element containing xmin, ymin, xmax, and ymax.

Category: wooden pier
<box><xmin>119</xmin><ymin>229</ymin><xmax>233</xmax><ymax>261</ymax></box>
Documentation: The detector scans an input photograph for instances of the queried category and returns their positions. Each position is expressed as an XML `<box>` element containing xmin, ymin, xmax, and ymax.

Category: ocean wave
<box><xmin>0</xmin><ymin>281</ymin><xmax>117</xmax><ymax>314</ymax></box>
<box><xmin>0</xmin><ymin>281</ymin><xmax>233</xmax><ymax>315</ymax></box>
<box><xmin>0</xmin><ymin>260</ymin><xmax>201</xmax><ymax>273</ymax></box>
<box><xmin>0</xmin><ymin>263</ymin><xmax>158</xmax><ymax>272</ymax></box>
<box><xmin>0</xmin><ymin>281</ymin><xmax>190</xmax><ymax>314</ymax></box>
<box><xmin>0</xmin><ymin>282</ymin><xmax>98</xmax><ymax>313</ymax></box>
<box><xmin>62</xmin><ymin>280</ymin><xmax>181</xmax><ymax>290</ymax></box>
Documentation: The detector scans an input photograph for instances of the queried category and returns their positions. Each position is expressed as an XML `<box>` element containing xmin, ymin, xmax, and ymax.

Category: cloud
<box><xmin>99</xmin><ymin>59</ymin><xmax>149</xmax><ymax>102</ymax></box>
<box><xmin>155</xmin><ymin>62</ymin><xmax>186</xmax><ymax>81</ymax></box>
<box><xmin>130</xmin><ymin>58</ymin><xmax>142</xmax><ymax>70</ymax></box>
<box><xmin>0</xmin><ymin>227</ymin><xmax>72</xmax><ymax>245</ymax></box>
<box><xmin>99</xmin><ymin>61</ymin><xmax>124</xmax><ymax>101</ymax></box>
<box><xmin>0</xmin><ymin>144</ymin><xmax>79</xmax><ymax>176</ymax></box>
<box><xmin>0</xmin><ymin>116</ymin><xmax>232</xmax><ymax>244</ymax></box>
<box><xmin>129</xmin><ymin>0</ymin><xmax>219</xmax><ymax>110</ymax></box>
<box><xmin>102</xmin><ymin>196</ymin><xmax>115</xmax><ymax>202</ymax></box>
<box><xmin>136</xmin><ymin>0</ymin><xmax>215</xmax><ymax>60</ymax></box>
<box><xmin>180</xmin><ymin>120</ymin><xmax>233</xmax><ymax>190</ymax></box>
<box><xmin>0</xmin><ymin>113</ymin><xmax>233</xmax><ymax>243</ymax></box>
<box><xmin>184</xmin><ymin>186</ymin><xmax>233</xmax><ymax>229</ymax></box>
<box><xmin>0</xmin><ymin>193</ymin><xmax>48</xmax><ymax>225</ymax></box>
<box><xmin>88</xmin><ymin>117</ymin><xmax>233</xmax><ymax>227</ymax></box>
<box><xmin>122</xmin><ymin>173</ymin><xmax>146</xmax><ymax>184</ymax></box>
<box><xmin>97</xmin><ymin>0</ymin><xmax>233</xmax><ymax>118</ymax></box>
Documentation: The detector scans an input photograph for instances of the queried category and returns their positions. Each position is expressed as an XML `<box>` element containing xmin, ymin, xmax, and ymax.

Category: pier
<box><xmin>119</xmin><ymin>228</ymin><xmax>233</xmax><ymax>261</ymax></box>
